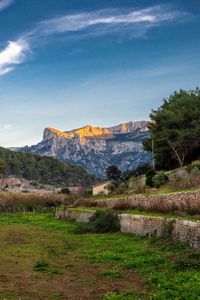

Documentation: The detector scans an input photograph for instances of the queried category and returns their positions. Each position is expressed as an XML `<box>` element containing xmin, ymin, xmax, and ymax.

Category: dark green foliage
<box><xmin>153</xmin><ymin>171</ymin><xmax>169</xmax><ymax>188</ymax></box>
<box><xmin>74</xmin><ymin>210</ymin><xmax>120</xmax><ymax>234</ymax></box>
<box><xmin>0</xmin><ymin>159</ymin><xmax>6</xmax><ymax>174</ymax></box>
<box><xmin>143</xmin><ymin>88</ymin><xmax>200</xmax><ymax>170</ymax></box>
<box><xmin>106</xmin><ymin>165</ymin><xmax>122</xmax><ymax>181</ymax></box>
<box><xmin>121</xmin><ymin>163</ymin><xmax>151</xmax><ymax>181</ymax></box>
<box><xmin>145</xmin><ymin>169</ymin><xmax>156</xmax><ymax>187</ymax></box>
<box><xmin>0</xmin><ymin>147</ymin><xmax>98</xmax><ymax>187</ymax></box>
<box><xmin>60</xmin><ymin>187</ymin><xmax>70</xmax><ymax>195</ymax></box>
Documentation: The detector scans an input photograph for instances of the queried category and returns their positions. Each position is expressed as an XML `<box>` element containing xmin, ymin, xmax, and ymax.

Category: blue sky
<box><xmin>0</xmin><ymin>0</ymin><xmax>200</xmax><ymax>147</ymax></box>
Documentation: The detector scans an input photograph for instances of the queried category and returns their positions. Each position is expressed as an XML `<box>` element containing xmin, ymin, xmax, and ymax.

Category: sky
<box><xmin>0</xmin><ymin>0</ymin><xmax>200</xmax><ymax>147</ymax></box>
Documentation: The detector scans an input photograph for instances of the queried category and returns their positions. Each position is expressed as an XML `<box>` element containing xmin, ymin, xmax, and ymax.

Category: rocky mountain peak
<box><xmin>17</xmin><ymin>120</ymin><xmax>151</xmax><ymax>177</ymax></box>
<box><xmin>43</xmin><ymin>121</ymin><xmax>148</xmax><ymax>141</ymax></box>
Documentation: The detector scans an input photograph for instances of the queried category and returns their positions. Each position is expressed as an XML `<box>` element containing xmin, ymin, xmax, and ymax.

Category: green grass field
<box><xmin>0</xmin><ymin>213</ymin><xmax>199</xmax><ymax>299</ymax></box>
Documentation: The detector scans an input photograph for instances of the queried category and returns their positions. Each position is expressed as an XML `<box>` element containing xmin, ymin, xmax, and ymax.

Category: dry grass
<box><xmin>96</xmin><ymin>190</ymin><xmax>200</xmax><ymax>216</ymax></box>
<box><xmin>0</xmin><ymin>192</ymin><xmax>66</xmax><ymax>212</ymax></box>
<box><xmin>169</xmin><ymin>174</ymin><xmax>200</xmax><ymax>191</ymax></box>
<box><xmin>74</xmin><ymin>198</ymin><xmax>97</xmax><ymax>208</ymax></box>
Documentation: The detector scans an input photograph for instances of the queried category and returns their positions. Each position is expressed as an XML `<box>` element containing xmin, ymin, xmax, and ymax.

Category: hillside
<box><xmin>14</xmin><ymin>121</ymin><xmax>152</xmax><ymax>176</ymax></box>
<box><xmin>0</xmin><ymin>147</ymin><xmax>97</xmax><ymax>187</ymax></box>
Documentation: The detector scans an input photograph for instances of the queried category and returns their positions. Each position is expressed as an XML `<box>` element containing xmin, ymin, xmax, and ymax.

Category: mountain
<box><xmin>14</xmin><ymin>121</ymin><xmax>152</xmax><ymax>177</ymax></box>
<box><xmin>0</xmin><ymin>147</ymin><xmax>97</xmax><ymax>187</ymax></box>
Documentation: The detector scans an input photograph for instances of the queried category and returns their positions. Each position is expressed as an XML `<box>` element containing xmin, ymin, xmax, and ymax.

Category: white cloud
<box><xmin>39</xmin><ymin>6</ymin><xmax>188</xmax><ymax>36</ymax></box>
<box><xmin>0</xmin><ymin>5</ymin><xmax>190</xmax><ymax>76</ymax></box>
<box><xmin>0</xmin><ymin>0</ymin><xmax>13</xmax><ymax>11</ymax></box>
<box><xmin>0</xmin><ymin>39</ymin><xmax>29</xmax><ymax>75</ymax></box>
<box><xmin>0</xmin><ymin>123</ymin><xmax>12</xmax><ymax>130</ymax></box>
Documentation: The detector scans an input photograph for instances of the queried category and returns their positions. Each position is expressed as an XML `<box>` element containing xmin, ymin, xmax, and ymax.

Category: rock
<box><xmin>14</xmin><ymin>121</ymin><xmax>151</xmax><ymax>177</ymax></box>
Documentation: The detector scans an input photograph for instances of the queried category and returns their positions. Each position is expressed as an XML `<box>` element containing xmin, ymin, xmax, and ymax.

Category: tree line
<box><xmin>0</xmin><ymin>147</ymin><xmax>97</xmax><ymax>187</ymax></box>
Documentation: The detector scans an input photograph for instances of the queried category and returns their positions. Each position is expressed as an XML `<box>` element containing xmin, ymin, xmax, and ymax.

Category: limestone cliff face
<box><xmin>18</xmin><ymin>121</ymin><xmax>151</xmax><ymax>177</ymax></box>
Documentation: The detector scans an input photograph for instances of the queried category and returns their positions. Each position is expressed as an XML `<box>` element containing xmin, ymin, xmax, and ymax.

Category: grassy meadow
<box><xmin>0</xmin><ymin>212</ymin><xmax>199</xmax><ymax>299</ymax></box>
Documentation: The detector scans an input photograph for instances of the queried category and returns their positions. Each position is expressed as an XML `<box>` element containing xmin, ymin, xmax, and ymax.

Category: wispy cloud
<box><xmin>0</xmin><ymin>5</ymin><xmax>191</xmax><ymax>76</ymax></box>
<box><xmin>0</xmin><ymin>39</ymin><xmax>29</xmax><ymax>75</ymax></box>
<box><xmin>38</xmin><ymin>6</ymin><xmax>188</xmax><ymax>36</ymax></box>
<box><xmin>0</xmin><ymin>0</ymin><xmax>13</xmax><ymax>11</ymax></box>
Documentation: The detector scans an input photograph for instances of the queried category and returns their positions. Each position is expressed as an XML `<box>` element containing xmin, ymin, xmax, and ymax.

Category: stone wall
<box><xmin>119</xmin><ymin>214</ymin><xmax>171</xmax><ymax>238</ymax></box>
<box><xmin>173</xmin><ymin>219</ymin><xmax>200</xmax><ymax>249</ymax></box>
<box><xmin>56</xmin><ymin>208</ymin><xmax>94</xmax><ymax>223</ymax></box>
<box><xmin>56</xmin><ymin>207</ymin><xmax>200</xmax><ymax>249</ymax></box>
<box><xmin>95</xmin><ymin>190</ymin><xmax>200</xmax><ymax>214</ymax></box>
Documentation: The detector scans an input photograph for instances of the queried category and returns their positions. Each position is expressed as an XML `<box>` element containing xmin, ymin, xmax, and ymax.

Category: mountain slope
<box><xmin>15</xmin><ymin>121</ymin><xmax>152</xmax><ymax>177</ymax></box>
<box><xmin>0</xmin><ymin>147</ymin><xmax>97</xmax><ymax>187</ymax></box>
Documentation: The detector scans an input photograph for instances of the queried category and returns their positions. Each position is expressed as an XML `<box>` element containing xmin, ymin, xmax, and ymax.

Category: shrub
<box><xmin>132</xmin><ymin>185</ymin><xmax>147</xmax><ymax>194</ymax></box>
<box><xmin>188</xmin><ymin>161</ymin><xmax>200</xmax><ymax>172</ymax></box>
<box><xmin>114</xmin><ymin>182</ymin><xmax>128</xmax><ymax>194</ymax></box>
<box><xmin>74</xmin><ymin>210</ymin><xmax>120</xmax><ymax>233</ymax></box>
<box><xmin>153</xmin><ymin>171</ymin><xmax>169</xmax><ymax>188</ymax></box>
<box><xmin>145</xmin><ymin>169</ymin><xmax>156</xmax><ymax>187</ymax></box>
<box><xmin>105</xmin><ymin>182</ymin><xmax>116</xmax><ymax>193</ymax></box>
<box><xmin>0</xmin><ymin>192</ymin><xmax>65</xmax><ymax>213</ymax></box>
<box><xmin>60</xmin><ymin>187</ymin><xmax>70</xmax><ymax>195</ymax></box>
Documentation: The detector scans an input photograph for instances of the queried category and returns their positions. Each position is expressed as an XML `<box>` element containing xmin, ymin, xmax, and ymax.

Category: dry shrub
<box><xmin>114</xmin><ymin>182</ymin><xmax>129</xmax><ymax>195</ymax></box>
<box><xmin>112</xmin><ymin>200</ymin><xmax>133</xmax><ymax>210</ymax></box>
<box><xmin>170</xmin><ymin>174</ymin><xmax>200</xmax><ymax>192</ymax></box>
<box><xmin>132</xmin><ymin>185</ymin><xmax>147</xmax><ymax>194</ymax></box>
<box><xmin>95</xmin><ymin>190</ymin><xmax>200</xmax><ymax>216</ymax></box>
<box><xmin>143</xmin><ymin>193</ymin><xmax>200</xmax><ymax>215</ymax></box>
<box><xmin>74</xmin><ymin>198</ymin><xmax>97</xmax><ymax>208</ymax></box>
<box><xmin>0</xmin><ymin>192</ymin><xmax>65</xmax><ymax>213</ymax></box>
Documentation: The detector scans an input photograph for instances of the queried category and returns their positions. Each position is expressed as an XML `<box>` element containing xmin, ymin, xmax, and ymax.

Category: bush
<box><xmin>60</xmin><ymin>187</ymin><xmax>70</xmax><ymax>195</ymax></box>
<box><xmin>114</xmin><ymin>182</ymin><xmax>128</xmax><ymax>194</ymax></box>
<box><xmin>153</xmin><ymin>171</ymin><xmax>169</xmax><ymax>188</ymax></box>
<box><xmin>187</xmin><ymin>161</ymin><xmax>200</xmax><ymax>174</ymax></box>
<box><xmin>145</xmin><ymin>169</ymin><xmax>156</xmax><ymax>187</ymax></box>
<box><xmin>106</xmin><ymin>182</ymin><xmax>116</xmax><ymax>193</ymax></box>
<box><xmin>74</xmin><ymin>210</ymin><xmax>120</xmax><ymax>234</ymax></box>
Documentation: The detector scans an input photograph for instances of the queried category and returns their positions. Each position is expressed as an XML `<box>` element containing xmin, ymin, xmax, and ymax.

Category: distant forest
<box><xmin>0</xmin><ymin>147</ymin><xmax>97</xmax><ymax>187</ymax></box>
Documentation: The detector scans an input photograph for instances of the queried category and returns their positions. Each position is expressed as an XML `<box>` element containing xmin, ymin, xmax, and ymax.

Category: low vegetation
<box><xmin>0</xmin><ymin>192</ymin><xmax>65</xmax><ymax>212</ymax></box>
<box><xmin>0</xmin><ymin>212</ymin><xmax>199</xmax><ymax>299</ymax></box>
<box><xmin>74</xmin><ymin>209</ymin><xmax>120</xmax><ymax>233</ymax></box>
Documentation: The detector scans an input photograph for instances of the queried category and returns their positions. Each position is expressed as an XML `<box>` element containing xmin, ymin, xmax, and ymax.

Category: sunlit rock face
<box><xmin>17</xmin><ymin>121</ymin><xmax>151</xmax><ymax>177</ymax></box>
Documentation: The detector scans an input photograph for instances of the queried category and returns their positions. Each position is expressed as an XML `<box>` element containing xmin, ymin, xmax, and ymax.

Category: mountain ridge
<box><xmin>13</xmin><ymin>120</ymin><xmax>151</xmax><ymax>177</ymax></box>
<box><xmin>43</xmin><ymin>120</ymin><xmax>148</xmax><ymax>141</ymax></box>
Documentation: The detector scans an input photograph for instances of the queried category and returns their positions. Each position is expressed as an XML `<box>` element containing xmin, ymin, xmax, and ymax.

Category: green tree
<box><xmin>106</xmin><ymin>165</ymin><xmax>122</xmax><ymax>181</ymax></box>
<box><xmin>143</xmin><ymin>88</ymin><xmax>200</xmax><ymax>169</ymax></box>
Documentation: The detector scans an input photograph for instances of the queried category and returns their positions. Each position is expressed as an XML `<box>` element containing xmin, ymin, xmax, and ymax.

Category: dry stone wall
<box><xmin>95</xmin><ymin>190</ymin><xmax>200</xmax><ymax>214</ymax></box>
<box><xmin>56</xmin><ymin>208</ymin><xmax>94</xmax><ymax>223</ymax></box>
<box><xmin>56</xmin><ymin>208</ymin><xmax>200</xmax><ymax>249</ymax></box>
